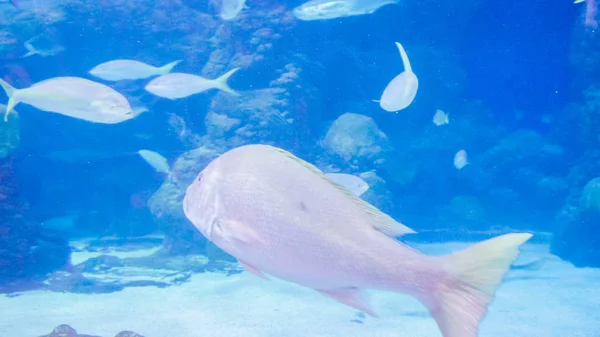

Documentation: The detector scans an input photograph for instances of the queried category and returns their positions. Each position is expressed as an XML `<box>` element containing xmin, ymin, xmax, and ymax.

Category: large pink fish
<box><xmin>183</xmin><ymin>144</ymin><xmax>532</xmax><ymax>337</ymax></box>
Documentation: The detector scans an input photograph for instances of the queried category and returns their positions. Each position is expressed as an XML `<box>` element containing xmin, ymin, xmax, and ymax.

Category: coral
<box><xmin>205</xmin><ymin>88</ymin><xmax>295</xmax><ymax>148</ymax></box>
<box><xmin>321</xmin><ymin>112</ymin><xmax>390</xmax><ymax>170</ymax></box>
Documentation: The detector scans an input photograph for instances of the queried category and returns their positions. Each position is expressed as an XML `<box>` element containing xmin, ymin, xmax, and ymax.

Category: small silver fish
<box><xmin>138</xmin><ymin>149</ymin><xmax>170</xmax><ymax>174</ymax></box>
<box><xmin>293</xmin><ymin>0</ymin><xmax>399</xmax><ymax>21</ymax></box>
<box><xmin>145</xmin><ymin>68</ymin><xmax>240</xmax><ymax>100</ymax></box>
<box><xmin>40</xmin><ymin>214</ymin><xmax>79</xmax><ymax>232</ymax></box>
<box><xmin>433</xmin><ymin>109</ymin><xmax>449</xmax><ymax>126</ymax></box>
<box><xmin>89</xmin><ymin>59</ymin><xmax>181</xmax><ymax>81</ymax></box>
<box><xmin>454</xmin><ymin>149</ymin><xmax>468</xmax><ymax>169</ymax></box>
<box><xmin>22</xmin><ymin>32</ymin><xmax>65</xmax><ymax>58</ymax></box>
<box><xmin>0</xmin><ymin>77</ymin><xmax>134</xmax><ymax>124</ymax></box>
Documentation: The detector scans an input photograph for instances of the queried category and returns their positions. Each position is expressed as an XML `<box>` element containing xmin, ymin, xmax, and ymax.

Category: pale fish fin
<box><xmin>167</xmin><ymin>170</ymin><xmax>177</xmax><ymax>183</ymax></box>
<box><xmin>317</xmin><ymin>288</ymin><xmax>378</xmax><ymax>317</ymax></box>
<box><xmin>0</xmin><ymin>79</ymin><xmax>19</xmax><ymax>122</ymax></box>
<box><xmin>218</xmin><ymin>218</ymin><xmax>264</xmax><ymax>245</ymax></box>
<box><xmin>239</xmin><ymin>260</ymin><xmax>269</xmax><ymax>280</ymax></box>
<box><xmin>372</xmin><ymin>99</ymin><xmax>380</xmax><ymax>103</ymax></box>
<box><xmin>131</xmin><ymin>106</ymin><xmax>149</xmax><ymax>118</ymax></box>
<box><xmin>424</xmin><ymin>233</ymin><xmax>532</xmax><ymax>337</ymax></box>
<box><xmin>574</xmin><ymin>0</ymin><xmax>585</xmax><ymax>3</ymax></box>
<box><xmin>268</xmin><ymin>146</ymin><xmax>416</xmax><ymax>237</ymax></box>
<box><xmin>22</xmin><ymin>42</ymin><xmax>37</xmax><ymax>58</ymax></box>
<box><xmin>213</xmin><ymin>67</ymin><xmax>241</xmax><ymax>95</ymax></box>
<box><xmin>324</xmin><ymin>173</ymin><xmax>369</xmax><ymax>197</ymax></box>
<box><xmin>395</xmin><ymin>41</ymin><xmax>412</xmax><ymax>73</ymax></box>
<box><xmin>158</xmin><ymin>60</ymin><xmax>182</xmax><ymax>75</ymax></box>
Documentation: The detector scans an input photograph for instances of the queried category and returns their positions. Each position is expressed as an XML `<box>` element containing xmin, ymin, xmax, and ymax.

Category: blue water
<box><xmin>0</xmin><ymin>0</ymin><xmax>599</xmax><ymax>336</ymax></box>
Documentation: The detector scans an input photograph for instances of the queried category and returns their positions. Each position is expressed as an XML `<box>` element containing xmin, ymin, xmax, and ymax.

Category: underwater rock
<box><xmin>205</xmin><ymin>88</ymin><xmax>296</xmax><ymax>148</ymax></box>
<box><xmin>321</xmin><ymin>112</ymin><xmax>390</xmax><ymax>170</ymax></box>
<box><xmin>148</xmin><ymin>145</ymin><xmax>222</xmax><ymax>255</ymax></box>
<box><xmin>39</xmin><ymin>324</ymin><xmax>92</xmax><ymax>337</ymax></box>
<box><xmin>551</xmin><ymin>176</ymin><xmax>600</xmax><ymax>268</ymax></box>
<box><xmin>579</xmin><ymin>177</ymin><xmax>600</xmax><ymax>212</ymax></box>
<box><xmin>82</xmin><ymin>236</ymin><xmax>164</xmax><ymax>253</ymax></box>
<box><xmin>455</xmin><ymin>130</ymin><xmax>568</xmax><ymax>227</ymax></box>
<box><xmin>42</xmin><ymin>246</ymin><xmax>242</xmax><ymax>294</ymax></box>
<box><xmin>40</xmin><ymin>324</ymin><xmax>144</xmax><ymax>337</ymax></box>
<box><xmin>44</xmin><ymin>257</ymin><xmax>196</xmax><ymax>294</ymax></box>
<box><xmin>114</xmin><ymin>332</ymin><xmax>144</xmax><ymax>337</ymax></box>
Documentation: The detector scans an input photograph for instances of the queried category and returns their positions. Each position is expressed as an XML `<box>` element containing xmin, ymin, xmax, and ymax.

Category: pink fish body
<box><xmin>183</xmin><ymin>144</ymin><xmax>532</xmax><ymax>337</ymax></box>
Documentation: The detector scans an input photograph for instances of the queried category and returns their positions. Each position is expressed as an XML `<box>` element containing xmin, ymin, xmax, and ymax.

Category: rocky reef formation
<box><xmin>552</xmin><ymin>170</ymin><xmax>600</xmax><ymax>268</ymax></box>
<box><xmin>9</xmin><ymin>236</ymin><xmax>241</xmax><ymax>295</ymax></box>
<box><xmin>40</xmin><ymin>324</ymin><xmax>144</xmax><ymax>337</ymax></box>
<box><xmin>549</xmin><ymin>9</ymin><xmax>600</xmax><ymax>268</ymax></box>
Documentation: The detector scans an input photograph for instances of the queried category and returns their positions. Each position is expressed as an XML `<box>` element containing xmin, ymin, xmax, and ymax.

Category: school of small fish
<box><xmin>0</xmin><ymin>1</ymin><xmax>552</xmax><ymax>336</ymax></box>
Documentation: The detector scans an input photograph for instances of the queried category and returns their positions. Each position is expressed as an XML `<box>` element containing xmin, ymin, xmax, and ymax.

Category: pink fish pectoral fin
<box><xmin>218</xmin><ymin>219</ymin><xmax>265</xmax><ymax>246</ymax></box>
<box><xmin>239</xmin><ymin>260</ymin><xmax>269</xmax><ymax>280</ymax></box>
<box><xmin>317</xmin><ymin>288</ymin><xmax>379</xmax><ymax>318</ymax></box>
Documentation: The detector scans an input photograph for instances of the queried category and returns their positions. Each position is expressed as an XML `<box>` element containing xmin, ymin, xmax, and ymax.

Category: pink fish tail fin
<box><xmin>426</xmin><ymin>233</ymin><xmax>532</xmax><ymax>337</ymax></box>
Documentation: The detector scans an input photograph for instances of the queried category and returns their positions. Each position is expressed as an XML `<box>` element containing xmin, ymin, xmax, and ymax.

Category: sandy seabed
<box><xmin>1</xmin><ymin>239</ymin><xmax>599</xmax><ymax>337</ymax></box>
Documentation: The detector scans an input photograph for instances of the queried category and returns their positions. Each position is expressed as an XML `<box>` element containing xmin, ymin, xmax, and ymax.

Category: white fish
<box><xmin>40</xmin><ymin>214</ymin><xmax>79</xmax><ymax>232</ymax></box>
<box><xmin>377</xmin><ymin>42</ymin><xmax>418</xmax><ymax>112</ymax></box>
<box><xmin>0</xmin><ymin>77</ymin><xmax>134</xmax><ymax>124</ymax></box>
<box><xmin>182</xmin><ymin>144</ymin><xmax>532</xmax><ymax>337</ymax></box>
<box><xmin>220</xmin><ymin>0</ymin><xmax>246</xmax><ymax>20</ymax></box>
<box><xmin>454</xmin><ymin>149</ymin><xmax>468</xmax><ymax>169</ymax></box>
<box><xmin>22</xmin><ymin>33</ymin><xmax>65</xmax><ymax>58</ymax></box>
<box><xmin>89</xmin><ymin>59</ymin><xmax>182</xmax><ymax>81</ymax></box>
<box><xmin>293</xmin><ymin>0</ymin><xmax>399</xmax><ymax>21</ymax></box>
<box><xmin>138</xmin><ymin>150</ymin><xmax>170</xmax><ymax>174</ymax></box>
<box><xmin>145</xmin><ymin>68</ymin><xmax>240</xmax><ymax>100</ymax></box>
<box><xmin>324</xmin><ymin>173</ymin><xmax>369</xmax><ymax>196</ymax></box>
<box><xmin>433</xmin><ymin>109</ymin><xmax>449</xmax><ymax>126</ymax></box>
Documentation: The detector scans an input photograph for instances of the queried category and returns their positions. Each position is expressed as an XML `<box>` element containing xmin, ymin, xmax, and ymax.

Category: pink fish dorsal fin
<box><xmin>239</xmin><ymin>260</ymin><xmax>269</xmax><ymax>280</ymax></box>
<box><xmin>267</xmin><ymin>145</ymin><xmax>416</xmax><ymax>238</ymax></box>
<box><xmin>317</xmin><ymin>288</ymin><xmax>379</xmax><ymax>318</ymax></box>
<box><xmin>216</xmin><ymin>218</ymin><xmax>264</xmax><ymax>245</ymax></box>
